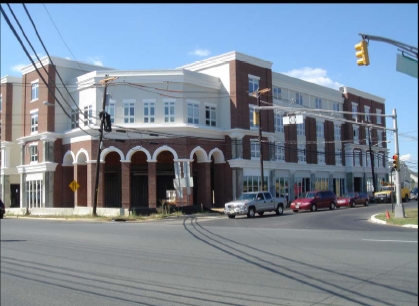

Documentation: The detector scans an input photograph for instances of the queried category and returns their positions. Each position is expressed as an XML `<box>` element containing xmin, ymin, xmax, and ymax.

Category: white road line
<box><xmin>363</xmin><ymin>239</ymin><xmax>418</xmax><ymax>243</ymax></box>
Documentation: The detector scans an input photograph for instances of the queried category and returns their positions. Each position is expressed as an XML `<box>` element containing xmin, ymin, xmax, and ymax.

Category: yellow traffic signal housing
<box><xmin>253</xmin><ymin>111</ymin><xmax>259</xmax><ymax>125</ymax></box>
<box><xmin>392</xmin><ymin>154</ymin><xmax>400</xmax><ymax>171</ymax></box>
<box><xmin>355</xmin><ymin>40</ymin><xmax>370</xmax><ymax>66</ymax></box>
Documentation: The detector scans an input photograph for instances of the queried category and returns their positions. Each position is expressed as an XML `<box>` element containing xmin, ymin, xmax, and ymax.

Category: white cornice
<box><xmin>16</xmin><ymin>132</ymin><xmax>63</xmax><ymax>144</ymax></box>
<box><xmin>1</xmin><ymin>75</ymin><xmax>21</xmax><ymax>84</ymax></box>
<box><xmin>177</xmin><ymin>51</ymin><xmax>273</xmax><ymax>71</ymax></box>
<box><xmin>16</xmin><ymin>162</ymin><xmax>58</xmax><ymax>173</ymax></box>
<box><xmin>340</xmin><ymin>86</ymin><xmax>385</xmax><ymax>104</ymax></box>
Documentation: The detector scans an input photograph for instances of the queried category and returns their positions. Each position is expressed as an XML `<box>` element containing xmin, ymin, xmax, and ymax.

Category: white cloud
<box><xmin>88</xmin><ymin>57</ymin><xmax>103</xmax><ymax>66</ymax></box>
<box><xmin>281</xmin><ymin>67</ymin><xmax>344</xmax><ymax>90</ymax></box>
<box><xmin>11</xmin><ymin>64</ymin><xmax>26</xmax><ymax>73</ymax></box>
<box><xmin>189</xmin><ymin>49</ymin><xmax>211</xmax><ymax>57</ymax></box>
<box><xmin>400</xmin><ymin>154</ymin><xmax>411</xmax><ymax>161</ymax></box>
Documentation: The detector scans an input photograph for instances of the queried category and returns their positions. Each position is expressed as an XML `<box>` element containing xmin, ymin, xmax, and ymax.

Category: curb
<box><xmin>370</xmin><ymin>214</ymin><xmax>418</xmax><ymax>228</ymax></box>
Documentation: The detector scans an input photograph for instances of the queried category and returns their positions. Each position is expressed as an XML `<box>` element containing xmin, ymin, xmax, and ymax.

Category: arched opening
<box><xmin>131</xmin><ymin>151</ymin><xmax>148</xmax><ymax>208</ymax></box>
<box><xmin>104</xmin><ymin>151</ymin><xmax>121</xmax><ymax>207</ymax></box>
<box><xmin>156</xmin><ymin>151</ymin><xmax>175</xmax><ymax>207</ymax></box>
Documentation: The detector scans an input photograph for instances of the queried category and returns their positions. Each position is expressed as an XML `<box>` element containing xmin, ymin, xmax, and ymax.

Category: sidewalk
<box><xmin>370</xmin><ymin>214</ymin><xmax>418</xmax><ymax>228</ymax></box>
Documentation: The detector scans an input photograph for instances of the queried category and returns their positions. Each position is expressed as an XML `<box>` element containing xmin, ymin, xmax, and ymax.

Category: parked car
<box><xmin>0</xmin><ymin>199</ymin><xmax>5</xmax><ymax>219</ymax></box>
<box><xmin>410</xmin><ymin>187</ymin><xmax>418</xmax><ymax>200</ymax></box>
<box><xmin>290</xmin><ymin>190</ymin><xmax>337</xmax><ymax>213</ymax></box>
<box><xmin>336</xmin><ymin>192</ymin><xmax>369</xmax><ymax>208</ymax></box>
<box><xmin>224</xmin><ymin>191</ymin><xmax>286</xmax><ymax>218</ymax></box>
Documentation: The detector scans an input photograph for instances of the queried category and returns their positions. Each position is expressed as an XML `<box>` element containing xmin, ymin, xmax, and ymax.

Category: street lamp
<box><xmin>43</xmin><ymin>101</ymin><xmax>55</xmax><ymax>106</ymax></box>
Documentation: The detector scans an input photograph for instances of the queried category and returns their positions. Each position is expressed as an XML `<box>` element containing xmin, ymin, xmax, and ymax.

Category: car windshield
<box><xmin>238</xmin><ymin>193</ymin><xmax>257</xmax><ymax>201</ymax></box>
<box><xmin>343</xmin><ymin>192</ymin><xmax>355</xmax><ymax>198</ymax></box>
<box><xmin>303</xmin><ymin>192</ymin><xmax>316</xmax><ymax>199</ymax></box>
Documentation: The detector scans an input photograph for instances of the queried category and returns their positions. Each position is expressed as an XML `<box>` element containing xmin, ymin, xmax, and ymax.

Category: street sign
<box><xmin>69</xmin><ymin>180</ymin><xmax>80</xmax><ymax>192</ymax></box>
<box><xmin>396</xmin><ymin>53</ymin><xmax>418</xmax><ymax>79</ymax></box>
<box><xmin>283</xmin><ymin>114</ymin><xmax>303</xmax><ymax>125</ymax></box>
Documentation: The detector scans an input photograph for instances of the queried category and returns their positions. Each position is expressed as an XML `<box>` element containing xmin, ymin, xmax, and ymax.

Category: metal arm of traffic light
<box><xmin>359</xmin><ymin>33</ymin><xmax>418</xmax><ymax>59</ymax></box>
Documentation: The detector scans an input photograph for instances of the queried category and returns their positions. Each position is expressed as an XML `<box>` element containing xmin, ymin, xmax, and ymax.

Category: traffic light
<box><xmin>99</xmin><ymin>111</ymin><xmax>112</xmax><ymax>132</ymax></box>
<box><xmin>253</xmin><ymin>110</ymin><xmax>259</xmax><ymax>125</ymax></box>
<box><xmin>355</xmin><ymin>40</ymin><xmax>370</xmax><ymax>66</ymax></box>
<box><xmin>392</xmin><ymin>154</ymin><xmax>400</xmax><ymax>171</ymax></box>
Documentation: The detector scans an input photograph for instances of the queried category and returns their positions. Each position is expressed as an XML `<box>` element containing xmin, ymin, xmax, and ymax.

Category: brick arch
<box><xmin>75</xmin><ymin>148</ymin><xmax>89</xmax><ymax>164</ymax></box>
<box><xmin>126</xmin><ymin>145</ymin><xmax>152</xmax><ymax>161</ymax></box>
<box><xmin>190</xmin><ymin>146</ymin><xmax>208</xmax><ymax>163</ymax></box>
<box><xmin>152</xmin><ymin>145</ymin><xmax>178</xmax><ymax>161</ymax></box>
<box><xmin>209</xmin><ymin>148</ymin><xmax>225</xmax><ymax>164</ymax></box>
<box><xmin>63</xmin><ymin>150</ymin><xmax>75</xmax><ymax>166</ymax></box>
<box><xmin>101</xmin><ymin>146</ymin><xmax>124</xmax><ymax>161</ymax></box>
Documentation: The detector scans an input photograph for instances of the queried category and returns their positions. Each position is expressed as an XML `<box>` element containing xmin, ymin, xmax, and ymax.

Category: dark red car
<box><xmin>0</xmin><ymin>199</ymin><xmax>5</xmax><ymax>219</ymax></box>
<box><xmin>290</xmin><ymin>190</ymin><xmax>337</xmax><ymax>212</ymax></box>
<box><xmin>336</xmin><ymin>192</ymin><xmax>369</xmax><ymax>208</ymax></box>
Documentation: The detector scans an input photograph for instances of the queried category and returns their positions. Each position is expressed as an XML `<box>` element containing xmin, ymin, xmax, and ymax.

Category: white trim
<box><xmin>248</xmin><ymin>74</ymin><xmax>260</xmax><ymax>80</ymax></box>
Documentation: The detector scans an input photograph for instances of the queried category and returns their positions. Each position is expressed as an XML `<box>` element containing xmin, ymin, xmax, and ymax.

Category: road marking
<box><xmin>363</xmin><ymin>239</ymin><xmax>417</xmax><ymax>243</ymax></box>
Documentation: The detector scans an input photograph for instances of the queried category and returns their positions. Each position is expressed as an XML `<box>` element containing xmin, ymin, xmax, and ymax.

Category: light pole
<box><xmin>367</xmin><ymin>127</ymin><xmax>377</xmax><ymax>194</ymax></box>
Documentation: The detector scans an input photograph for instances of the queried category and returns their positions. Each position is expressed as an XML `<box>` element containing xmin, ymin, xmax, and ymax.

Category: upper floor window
<box><xmin>144</xmin><ymin>101</ymin><xmax>155</xmax><ymax>123</ymax></box>
<box><xmin>83</xmin><ymin>105</ymin><xmax>93</xmax><ymax>126</ymax></box>
<box><xmin>376</xmin><ymin>109</ymin><xmax>382</xmax><ymax>124</ymax></box>
<box><xmin>366</xmin><ymin>151</ymin><xmax>371</xmax><ymax>167</ymax></box>
<box><xmin>335</xmin><ymin>149</ymin><xmax>342</xmax><ymax>165</ymax></box>
<box><xmin>31</xmin><ymin>81</ymin><xmax>39</xmax><ymax>101</ymax></box>
<box><xmin>30</xmin><ymin>144</ymin><xmax>38</xmax><ymax>163</ymax></box>
<box><xmin>273</xmin><ymin>87</ymin><xmax>282</xmax><ymax>100</ymax></box>
<box><xmin>105</xmin><ymin>99</ymin><xmax>115</xmax><ymax>124</ymax></box>
<box><xmin>364</xmin><ymin>106</ymin><xmax>370</xmax><ymax>122</ymax></box>
<box><xmin>296</xmin><ymin>92</ymin><xmax>303</xmax><ymax>105</ymax></box>
<box><xmin>248</xmin><ymin>75</ymin><xmax>259</xmax><ymax>95</ymax></box>
<box><xmin>250</xmin><ymin>139</ymin><xmax>260</xmax><ymax>159</ymax></box>
<box><xmin>71</xmin><ymin>108</ymin><xmax>79</xmax><ymax>129</ymax></box>
<box><xmin>249</xmin><ymin>106</ymin><xmax>257</xmax><ymax>130</ymax></box>
<box><xmin>187</xmin><ymin>102</ymin><xmax>199</xmax><ymax>124</ymax></box>
<box><xmin>354</xmin><ymin>150</ymin><xmax>361</xmax><ymax>167</ymax></box>
<box><xmin>332</xmin><ymin>102</ymin><xmax>340</xmax><ymax>112</ymax></box>
<box><xmin>315</xmin><ymin>97</ymin><xmax>322</xmax><ymax>109</ymax></box>
<box><xmin>351</xmin><ymin>102</ymin><xmax>358</xmax><ymax>120</ymax></box>
<box><xmin>334</xmin><ymin>124</ymin><xmax>341</xmax><ymax>141</ymax></box>
<box><xmin>298</xmin><ymin>143</ymin><xmax>306</xmax><ymax>163</ymax></box>
<box><xmin>353</xmin><ymin>125</ymin><xmax>359</xmax><ymax>144</ymax></box>
<box><xmin>377</xmin><ymin>130</ymin><xmax>383</xmax><ymax>147</ymax></box>
<box><xmin>317</xmin><ymin>146</ymin><xmax>325</xmax><ymax>164</ymax></box>
<box><xmin>316</xmin><ymin>122</ymin><xmax>324</xmax><ymax>139</ymax></box>
<box><xmin>164</xmin><ymin>101</ymin><xmax>175</xmax><ymax>123</ymax></box>
<box><xmin>297</xmin><ymin>121</ymin><xmax>305</xmax><ymax>136</ymax></box>
<box><xmin>275</xmin><ymin>143</ymin><xmax>285</xmax><ymax>161</ymax></box>
<box><xmin>123</xmin><ymin>100</ymin><xmax>135</xmax><ymax>123</ymax></box>
<box><xmin>205</xmin><ymin>105</ymin><xmax>216</xmax><ymax>127</ymax></box>
<box><xmin>274</xmin><ymin>112</ymin><xmax>284</xmax><ymax>133</ymax></box>
<box><xmin>31</xmin><ymin>110</ymin><xmax>38</xmax><ymax>133</ymax></box>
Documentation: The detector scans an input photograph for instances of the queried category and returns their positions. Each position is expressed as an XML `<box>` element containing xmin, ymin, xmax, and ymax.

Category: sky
<box><xmin>1</xmin><ymin>3</ymin><xmax>418</xmax><ymax>172</ymax></box>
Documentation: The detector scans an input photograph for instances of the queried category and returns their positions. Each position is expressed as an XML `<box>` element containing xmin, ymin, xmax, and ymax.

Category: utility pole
<box><xmin>93</xmin><ymin>75</ymin><xmax>117</xmax><ymax>217</ymax></box>
<box><xmin>367</xmin><ymin>127</ymin><xmax>377</xmax><ymax>194</ymax></box>
<box><xmin>252</xmin><ymin>88</ymin><xmax>270</xmax><ymax>191</ymax></box>
<box><xmin>392</xmin><ymin>108</ymin><xmax>405</xmax><ymax>218</ymax></box>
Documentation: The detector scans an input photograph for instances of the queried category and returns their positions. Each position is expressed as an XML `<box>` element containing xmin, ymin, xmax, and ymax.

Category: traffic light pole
<box><xmin>392</xmin><ymin>108</ymin><xmax>405</xmax><ymax>218</ymax></box>
<box><xmin>367</xmin><ymin>127</ymin><xmax>377</xmax><ymax>194</ymax></box>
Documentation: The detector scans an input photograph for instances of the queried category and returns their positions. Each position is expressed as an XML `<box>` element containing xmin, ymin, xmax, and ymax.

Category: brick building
<box><xmin>0</xmin><ymin>51</ymin><xmax>388</xmax><ymax>215</ymax></box>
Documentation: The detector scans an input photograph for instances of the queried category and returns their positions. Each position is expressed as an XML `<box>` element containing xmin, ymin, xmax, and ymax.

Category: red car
<box><xmin>0</xmin><ymin>199</ymin><xmax>5</xmax><ymax>219</ymax></box>
<box><xmin>290</xmin><ymin>190</ymin><xmax>337</xmax><ymax>212</ymax></box>
<box><xmin>336</xmin><ymin>192</ymin><xmax>369</xmax><ymax>208</ymax></box>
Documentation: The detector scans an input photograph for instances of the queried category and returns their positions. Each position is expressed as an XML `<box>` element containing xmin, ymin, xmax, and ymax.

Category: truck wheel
<box><xmin>247</xmin><ymin>207</ymin><xmax>255</xmax><ymax>218</ymax></box>
<box><xmin>404</xmin><ymin>195</ymin><xmax>409</xmax><ymax>202</ymax></box>
<box><xmin>310</xmin><ymin>204</ymin><xmax>317</xmax><ymax>212</ymax></box>
<box><xmin>275</xmin><ymin>204</ymin><xmax>284</xmax><ymax>215</ymax></box>
<box><xmin>227</xmin><ymin>215</ymin><xmax>235</xmax><ymax>219</ymax></box>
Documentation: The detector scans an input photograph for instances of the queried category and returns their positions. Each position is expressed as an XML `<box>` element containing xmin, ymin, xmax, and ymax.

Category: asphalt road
<box><xmin>1</xmin><ymin>202</ymin><xmax>417</xmax><ymax>306</ymax></box>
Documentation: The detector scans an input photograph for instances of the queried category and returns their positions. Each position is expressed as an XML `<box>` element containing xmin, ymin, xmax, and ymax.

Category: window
<box><xmin>31</xmin><ymin>81</ymin><xmax>39</xmax><ymax>101</ymax></box>
<box><xmin>335</xmin><ymin>149</ymin><xmax>342</xmax><ymax>165</ymax></box>
<box><xmin>26</xmin><ymin>180</ymin><xmax>43</xmax><ymax>208</ymax></box>
<box><xmin>376</xmin><ymin>109</ymin><xmax>382</xmax><ymax>124</ymax></box>
<box><xmin>316</xmin><ymin>122</ymin><xmax>324</xmax><ymax>138</ymax></box>
<box><xmin>297</xmin><ymin>121</ymin><xmax>305</xmax><ymax>136</ymax></box>
<box><xmin>296</xmin><ymin>92</ymin><xmax>303</xmax><ymax>105</ymax></box>
<box><xmin>366</xmin><ymin>151</ymin><xmax>371</xmax><ymax>167</ymax></box>
<box><xmin>275</xmin><ymin>177</ymin><xmax>289</xmax><ymax>200</ymax></box>
<box><xmin>314</xmin><ymin>178</ymin><xmax>329</xmax><ymax>191</ymax></box>
<box><xmin>71</xmin><ymin>109</ymin><xmax>79</xmax><ymax>129</ymax></box>
<box><xmin>273</xmin><ymin>86</ymin><xmax>281</xmax><ymax>99</ymax></box>
<box><xmin>187</xmin><ymin>102</ymin><xmax>199</xmax><ymax>124</ymax></box>
<box><xmin>124</xmin><ymin>101</ymin><xmax>135</xmax><ymax>123</ymax></box>
<box><xmin>250</xmin><ymin>139</ymin><xmax>260</xmax><ymax>159</ymax></box>
<box><xmin>353</xmin><ymin>125</ymin><xmax>359</xmax><ymax>144</ymax></box>
<box><xmin>298</xmin><ymin>143</ymin><xmax>306</xmax><ymax>163</ymax></box>
<box><xmin>378</xmin><ymin>152</ymin><xmax>385</xmax><ymax>168</ymax></box>
<box><xmin>83</xmin><ymin>105</ymin><xmax>93</xmax><ymax>126</ymax></box>
<box><xmin>352</xmin><ymin>102</ymin><xmax>358</xmax><ymax>120</ymax></box>
<box><xmin>105</xmin><ymin>99</ymin><xmax>115</xmax><ymax>124</ymax></box>
<box><xmin>248</xmin><ymin>75</ymin><xmax>259</xmax><ymax>94</ymax></box>
<box><xmin>164</xmin><ymin>101</ymin><xmax>175</xmax><ymax>123</ymax></box>
<box><xmin>243</xmin><ymin>175</ymin><xmax>268</xmax><ymax>192</ymax></box>
<box><xmin>249</xmin><ymin>106</ymin><xmax>257</xmax><ymax>130</ymax></box>
<box><xmin>315</xmin><ymin>97</ymin><xmax>322</xmax><ymax>109</ymax></box>
<box><xmin>144</xmin><ymin>101</ymin><xmax>155</xmax><ymax>123</ymax></box>
<box><xmin>364</xmin><ymin>106</ymin><xmax>370</xmax><ymax>122</ymax></box>
<box><xmin>334</xmin><ymin>124</ymin><xmax>341</xmax><ymax>141</ymax></box>
<box><xmin>205</xmin><ymin>105</ymin><xmax>216</xmax><ymax>127</ymax></box>
<box><xmin>275</xmin><ymin>143</ymin><xmax>285</xmax><ymax>161</ymax></box>
<box><xmin>332</xmin><ymin>102</ymin><xmax>340</xmax><ymax>112</ymax></box>
<box><xmin>318</xmin><ymin>146</ymin><xmax>325</xmax><ymax>164</ymax></box>
<box><xmin>354</xmin><ymin>150</ymin><xmax>361</xmax><ymax>166</ymax></box>
<box><xmin>30</xmin><ymin>144</ymin><xmax>38</xmax><ymax>162</ymax></box>
<box><xmin>274</xmin><ymin>112</ymin><xmax>284</xmax><ymax>133</ymax></box>
<box><xmin>31</xmin><ymin>110</ymin><xmax>38</xmax><ymax>133</ymax></box>
<box><xmin>377</xmin><ymin>130</ymin><xmax>383</xmax><ymax>147</ymax></box>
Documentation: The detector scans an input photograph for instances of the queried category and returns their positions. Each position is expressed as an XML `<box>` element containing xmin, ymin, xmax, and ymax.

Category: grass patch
<box><xmin>375</xmin><ymin>208</ymin><xmax>418</xmax><ymax>226</ymax></box>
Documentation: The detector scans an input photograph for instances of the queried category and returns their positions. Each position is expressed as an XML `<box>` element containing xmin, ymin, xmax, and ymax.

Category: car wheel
<box><xmin>329</xmin><ymin>202</ymin><xmax>336</xmax><ymax>210</ymax></box>
<box><xmin>293</xmin><ymin>210</ymin><xmax>299</xmax><ymax>213</ymax></box>
<box><xmin>258</xmin><ymin>212</ymin><xmax>264</xmax><ymax>216</ymax></box>
<box><xmin>310</xmin><ymin>204</ymin><xmax>317</xmax><ymax>212</ymax></box>
<box><xmin>351</xmin><ymin>201</ymin><xmax>356</xmax><ymax>208</ymax></box>
<box><xmin>404</xmin><ymin>195</ymin><xmax>409</xmax><ymax>203</ymax></box>
<box><xmin>275</xmin><ymin>204</ymin><xmax>284</xmax><ymax>215</ymax></box>
<box><xmin>227</xmin><ymin>215</ymin><xmax>235</xmax><ymax>219</ymax></box>
<box><xmin>247</xmin><ymin>207</ymin><xmax>255</xmax><ymax>218</ymax></box>
<box><xmin>364</xmin><ymin>200</ymin><xmax>369</xmax><ymax>206</ymax></box>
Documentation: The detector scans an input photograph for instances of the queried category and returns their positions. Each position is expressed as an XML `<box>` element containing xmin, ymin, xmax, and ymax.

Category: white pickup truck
<box><xmin>224</xmin><ymin>191</ymin><xmax>286</xmax><ymax>218</ymax></box>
